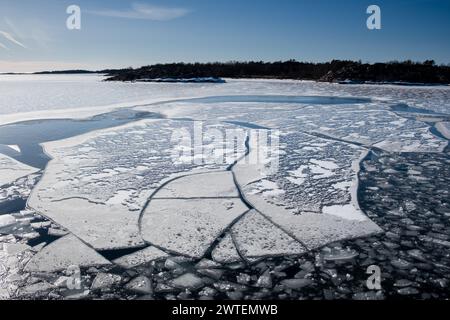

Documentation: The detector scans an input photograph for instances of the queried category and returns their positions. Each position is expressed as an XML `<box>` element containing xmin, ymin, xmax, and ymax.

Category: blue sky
<box><xmin>0</xmin><ymin>0</ymin><xmax>449</xmax><ymax>72</ymax></box>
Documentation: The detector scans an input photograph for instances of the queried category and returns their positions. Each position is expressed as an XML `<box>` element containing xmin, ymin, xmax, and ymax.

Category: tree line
<box><xmin>104</xmin><ymin>60</ymin><xmax>450</xmax><ymax>84</ymax></box>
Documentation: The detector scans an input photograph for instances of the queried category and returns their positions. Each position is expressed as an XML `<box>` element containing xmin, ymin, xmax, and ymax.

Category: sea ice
<box><xmin>436</xmin><ymin>122</ymin><xmax>450</xmax><ymax>139</ymax></box>
<box><xmin>27</xmin><ymin>120</ymin><xmax>240</xmax><ymax>250</ymax></box>
<box><xmin>25</xmin><ymin>234</ymin><xmax>111</xmax><ymax>273</ymax></box>
<box><xmin>231</xmin><ymin>210</ymin><xmax>307</xmax><ymax>260</ymax></box>
<box><xmin>211</xmin><ymin>233</ymin><xmax>243</xmax><ymax>264</ymax></box>
<box><xmin>233</xmin><ymin>131</ymin><xmax>382</xmax><ymax>249</ymax></box>
<box><xmin>112</xmin><ymin>246</ymin><xmax>169</xmax><ymax>269</ymax></box>
<box><xmin>153</xmin><ymin>172</ymin><xmax>239</xmax><ymax>198</ymax></box>
<box><xmin>141</xmin><ymin>198</ymin><xmax>248</xmax><ymax>258</ymax></box>
<box><xmin>11</xmin><ymin>78</ymin><xmax>449</xmax><ymax>273</ymax></box>
<box><xmin>0</xmin><ymin>153</ymin><xmax>39</xmax><ymax>187</ymax></box>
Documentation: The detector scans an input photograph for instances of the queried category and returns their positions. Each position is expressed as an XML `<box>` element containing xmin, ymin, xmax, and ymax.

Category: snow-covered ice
<box><xmin>24</xmin><ymin>234</ymin><xmax>111</xmax><ymax>273</ymax></box>
<box><xmin>211</xmin><ymin>233</ymin><xmax>243</xmax><ymax>264</ymax></box>
<box><xmin>231</xmin><ymin>210</ymin><xmax>307</xmax><ymax>261</ymax></box>
<box><xmin>2</xmin><ymin>77</ymin><xmax>449</xmax><ymax>278</ymax></box>
<box><xmin>436</xmin><ymin>122</ymin><xmax>450</xmax><ymax>139</ymax></box>
<box><xmin>0</xmin><ymin>154</ymin><xmax>39</xmax><ymax>187</ymax></box>
<box><xmin>112</xmin><ymin>246</ymin><xmax>169</xmax><ymax>269</ymax></box>
<box><xmin>141</xmin><ymin>198</ymin><xmax>248</xmax><ymax>258</ymax></box>
<box><xmin>153</xmin><ymin>172</ymin><xmax>239</xmax><ymax>198</ymax></box>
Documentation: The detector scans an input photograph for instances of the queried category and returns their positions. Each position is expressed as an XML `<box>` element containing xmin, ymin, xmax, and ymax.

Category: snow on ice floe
<box><xmin>112</xmin><ymin>246</ymin><xmax>169</xmax><ymax>269</ymax></box>
<box><xmin>25</xmin><ymin>234</ymin><xmax>111</xmax><ymax>273</ymax></box>
<box><xmin>141</xmin><ymin>171</ymin><xmax>308</xmax><ymax>261</ymax></box>
<box><xmin>27</xmin><ymin>120</ymin><xmax>245</xmax><ymax>250</ymax></box>
<box><xmin>153</xmin><ymin>172</ymin><xmax>239</xmax><ymax>198</ymax></box>
<box><xmin>233</xmin><ymin>131</ymin><xmax>382</xmax><ymax>249</ymax></box>
<box><xmin>231</xmin><ymin>210</ymin><xmax>307</xmax><ymax>261</ymax></box>
<box><xmin>152</xmin><ymin>98</ymin><xmax>447</xmax><ymax>153</ymax></box>
<box><xmin>436</xmin><ymin>122</ymin><xmax>450</xmax><ymax>140</ymax></box>
<box><xmin>141</xmin><ymin>198</ymin><xmax>248</xmax><ymax>258</ymax></box>
<box><xmin>0</xmin><ymin>153</ymin><xmax>39</xmax><ymax>187</ymax></box>
<box><xmin>211</xmin><ymin>233</ymin><xmax>243</xmax><ymax>264</ymax></box>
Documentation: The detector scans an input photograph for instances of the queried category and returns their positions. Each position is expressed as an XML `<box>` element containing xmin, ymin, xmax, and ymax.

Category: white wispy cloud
<box><xmin>88</xmin><ymin>2</ymin><xmax>191</xmax><ymax>21</ymax></box>
<box><xmin>0</xmin><ymin>30</ymin><xmax>27</xmax><ymax>48</ymax></box>
<box><xmin>4</xmin><ymin>18</ymin><xmax>53</xmax><ymax>49</ymax></box>
<box><xmin>0</xmin><ymin>42</ymin><xmax>8</xmax><ymax>50</ymax></box>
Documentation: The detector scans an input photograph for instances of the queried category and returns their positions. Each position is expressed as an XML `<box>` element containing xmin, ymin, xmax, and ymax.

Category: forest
<box><xmin>104</xmin><ymin>60</ymin><xmax>450</xmax><ymax>84</ymax></box>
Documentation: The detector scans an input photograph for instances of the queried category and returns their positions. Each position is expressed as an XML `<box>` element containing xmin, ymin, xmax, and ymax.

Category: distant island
<box><xmin>2</xmin><ymin>60</ymin><xmax>449</xmax><ymax>85</ymax></box>
<box><xmin>33</xmin><ymin>70</ymin><xmax>97</xmax><ymax>75</ymax></box>
<box><xmin>103</xmin><ymin>60</ymin><xmax>450</xmax><ymax>85</ymax></box>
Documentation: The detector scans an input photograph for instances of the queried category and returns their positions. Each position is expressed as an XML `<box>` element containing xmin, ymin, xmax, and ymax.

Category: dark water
<box><xmin>99</xmin><ymin>246</ymin><xmax>148</xmax><ymax>261</ymax></box>
<box><xmin>0</xmin><ymin>109</ymin><xmax>163</xmax><ymax>169</ymax></box>
<box><xmin>0</xmin><ymin>198</ymin><xmax>27</xmax><ymax>214</ymax></box>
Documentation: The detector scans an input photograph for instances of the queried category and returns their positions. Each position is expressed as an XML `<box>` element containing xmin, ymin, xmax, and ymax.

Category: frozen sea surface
<box><xmin>1</xmin><ymin>76</ymin><xmax>449</xmax><ymax>299</ymax></box>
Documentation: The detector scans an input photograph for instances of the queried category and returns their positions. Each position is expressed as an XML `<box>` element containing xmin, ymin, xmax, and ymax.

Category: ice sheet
<box><xmin>0</xmin><ymin>154</ymin><xmax>39</xmax><ymax>187</ymax></box>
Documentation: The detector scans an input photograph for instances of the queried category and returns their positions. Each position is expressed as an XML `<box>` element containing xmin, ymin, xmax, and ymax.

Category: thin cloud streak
<box><xmin>0</xmin><ymin>42</ymin><xmax>9</xmax><ymax>50</ymax></box>
<box><xmin>0</xmin><ymin>31</ymin><xmax>27</xmax><ymax>48</ymax></box>
<box><xmin>88</xmin><ymin>2</ymin><xmax>191</xmax><ymax>21</ymax></box>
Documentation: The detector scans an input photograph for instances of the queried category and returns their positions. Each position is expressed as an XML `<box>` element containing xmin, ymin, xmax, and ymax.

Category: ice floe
<box><xmin>141</xmin><ymin>198</ymin><xmax>248</xmax><ymax>258</ymax></box>
<box><xmin>233</xmin><ymin>132</ymin><xmax>382</xmax><ymax>249</ymax></box>
<box><xmin>436</xmin><ymin>122</ymin><xmax>450</xmax><ymax>140</ymax></box>
<box><xmin>24</xmin><ymin>234</ymin><xmax>111</xmax><ymax>273</ymax></box>
<box><xmin>27</xmin><ymin>120</ymin><xmax>242</xmax><ymax>250</ymax></box>
<box><xmin>153</xmin><ymin>172</ymin><xmax>239</xmax><ymax>198</ymax></box>
<box><xmin>231</xmin><ymin>210</ymin><xmax>307</xmax><ymax>261</ymax></box>
<box><xmin>112</xmin><ymin>246</ymin><xmax>169</xmax><ymax>269</ymax></box>
<box><xmin>211</xmin><ymin>233</ymin><xmax>243</xmax><ymax>264</ymax></box>
<box><xmin>0</xmin><ymin>154</ymin><xmax>39</xmax><ymax>187</ymax></box>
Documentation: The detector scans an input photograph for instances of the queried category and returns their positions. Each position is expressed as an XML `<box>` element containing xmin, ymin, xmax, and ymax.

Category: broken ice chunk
<box><xmin>112</xmin><ymin>246</ymin><xmax>169</xmax><ymax>269</ymax></box>
<box><xmin>25</xmin><ymin>234</ymin><xmax>111</xmax><ymax>273</ymax></box>
<box><xmin>0</xmin><ymin>154</ymin><xmax>39</xmax><ymax>187</ymax></box>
